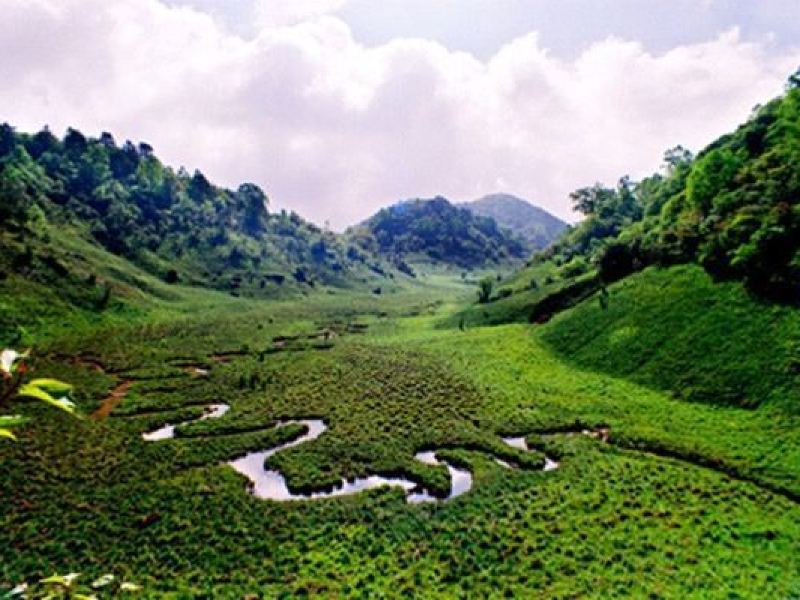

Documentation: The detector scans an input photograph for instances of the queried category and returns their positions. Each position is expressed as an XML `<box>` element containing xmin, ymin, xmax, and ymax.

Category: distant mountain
<box><xmin>460</xmin><ymin>194</ymin><xmax>567</xmax><ymax>250</ymax></box>
<box><xmin>349</xmin><ymin>197</ymin><xmax>528</xmax><ymax>271</ymax></box>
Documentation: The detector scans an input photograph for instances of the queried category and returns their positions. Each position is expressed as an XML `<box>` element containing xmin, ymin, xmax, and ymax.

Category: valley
<box><xmin>2</xmin><ymin>266</ymin><xmax>799</xmax><ymax>597</ymax></box>
<box><xmin>2</xmin><ymin>66</ymin><xmax>799</xmax><ymax>599</ymax></box>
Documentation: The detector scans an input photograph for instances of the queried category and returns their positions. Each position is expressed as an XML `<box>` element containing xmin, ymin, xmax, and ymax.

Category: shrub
<box><xmin>164</xmin><ymin>269</ymin><xmax>179</xmax><ymax>284</ymax></box>
<box><xmin>1</xmin><ymin>348</ymin><xmax>77</xmax><ymax>441</ymax></box>
<box><xmin>561</xmin><ymin>257</ymin><xmax>589</xmax><ymax>279</ymax></box>
<box><xmin>477</xmin><ymin>277</ymin><xmax>494</xmax><ymax>304</ymax></box>
<box><xmin>598</xmin><ymin>243</ymin><xmax>637</xmax><ymax>283</ymax></box>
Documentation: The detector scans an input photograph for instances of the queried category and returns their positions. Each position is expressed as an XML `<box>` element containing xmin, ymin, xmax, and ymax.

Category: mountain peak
<box><xmin>460</xmin><ymin>194</ymin><xmax>567</xmax><ymax>250</ymax></box>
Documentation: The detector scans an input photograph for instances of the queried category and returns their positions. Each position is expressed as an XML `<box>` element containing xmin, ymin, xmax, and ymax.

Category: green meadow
<box><xmin>2</xmin><ymin>264</ymin><xmax>799</xmax><ymax>598</ymax></box>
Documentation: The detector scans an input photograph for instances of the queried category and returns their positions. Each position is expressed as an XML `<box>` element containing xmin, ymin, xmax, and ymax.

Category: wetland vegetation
<box><xmin>2</xmin><ymin>270</ymin><xmax>799</xmax><ymax>597</ymax></box>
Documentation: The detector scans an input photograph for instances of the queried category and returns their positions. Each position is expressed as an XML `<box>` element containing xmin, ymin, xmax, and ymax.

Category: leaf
<box><xmin>74</xmin><ymin>595</ymin><xmax>99</xmax><ymax>600</ymax></box>
<box><xmin>5</xmin><ymin>583</ymin><xmax>28</xmax><ymax>597</ymax></box>
<box><xmin>17</xmin><ymin>384</ymin><xmax>77</xmax><ymax>414</ymax></box>
<box><xmin>91</xmin><ymin>574</ymin><xmax>115</xmax><ymax>589</ymax></box>
<box><xmin>0</xmin><ymin>428</ymin><xmax>17</xmax><ymax>440</ymax></box>
<box><xmin>28</xmin><ymin>378</ymin><xmax>73</xmax><ymax>396</ymax></box>
<box><xmin>0</xmin><ymin>415</ymin><xmax>27</xmax><ymax>428</ymax></box>
<box><xmin>39</xmin><ymin>574</ymin><xmax>68</xmax><ymax>586</ymax></box>
<box><xmin>119</xmin><ymin>582</ymin><xmax>142</xmax><ymax>592</ymax></box>
<box><xmin>54</xmin><ymin>397</ymin><xmax>78</xmax><ymax>413</ymax></box>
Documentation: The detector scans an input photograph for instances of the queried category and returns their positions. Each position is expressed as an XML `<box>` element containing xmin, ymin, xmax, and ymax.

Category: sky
<box><xmin>2</xmin><ymin>1</ymin><xmax>799</xmax><ymax>228</ymax></box>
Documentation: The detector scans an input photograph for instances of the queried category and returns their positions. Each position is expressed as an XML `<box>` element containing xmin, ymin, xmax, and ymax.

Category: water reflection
<box><xmin>408</xmin><ymin>451</ymin><xmax>472</xmax><ymax>503</ymax></box>
<box><xmin>228</xmin><ymin>422</ymin><xmax>474</xmax><ymax>503</ymax></box>
<box><xmin>142</xmin><ymin>403</ymin><xmax>230</xmax><ymax>441</ymax></box>
<box><xmin>502</xmin><ymin>435</ymin><xmax>560</xmax><ymax>471</ymax></box>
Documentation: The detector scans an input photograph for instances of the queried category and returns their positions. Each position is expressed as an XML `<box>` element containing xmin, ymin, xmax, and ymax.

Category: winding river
<box><xmin>142</xmin><ymin>408</ymin><xmax>559</xmax><ymax>502</ymax></box>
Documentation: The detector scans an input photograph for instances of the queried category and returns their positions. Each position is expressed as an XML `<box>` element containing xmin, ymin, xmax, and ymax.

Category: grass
<box><xmin>441</xmin><ymin>261</ymin><xmax>595</xmax><ymax>328</ymax></box>
<box><xmin>1</xmin><ymin>259</ymin><xmax>799</xmax><ymax>597</ymax></box>
<box><xmin>540</xmin><ymin>264</ymin><xmax>800</xmax><ymax>411</ymax></box>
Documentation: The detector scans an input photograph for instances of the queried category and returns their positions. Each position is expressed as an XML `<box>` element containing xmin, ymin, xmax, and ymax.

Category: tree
<box><xmin>26</xmin><ymin>127</ymin><xmax>59</xmax><ymax>159</ymax></box>
<box><xmin>99</xmin><ymin>131</ymin><xmax>117</xmax><ymax>148</ymax></box>
<box><xmin>63</xmin><ymin>127</ymin><xmax>88</xmax><ymax>155</ymax></box>
<box><xmin>477</xmin><ymin>277</ymin><xmax>494</xmax><ymax>303</ymax></box>
<box><xmin>598</xmin><ymin>242</ymin><xmax>637</xmax><ymax>283</ymax></box>
<box><xmin>236</xmin><ymin>183</ymin><xmax>269</xmax><ymax>236</ymax></box>
<box><xmin>570</xmin><ymin>183</ymin><xmax>616</xmax><ymax>217</ymax></box>
<box><xmin>0</xmin><ymin>122</ymin><xmax>15</xmax><ymax>158</ymax></box>
<box><xmin>110</xmin><ymin>141</ymin><xmax>140</xmax><ymax>179</ymax></box>
<box><xmin>188</xmin><ymin>170</ymin><xmax>213</xmax><ymax>202</ymax></box>
<box><xmin>686</xmin><ymin>148</ymin><xmax>742</xmax><ymax>213</ymax></box>
<box><xmin>787</xmin><ymin>67</ymin><xmax>800</xmax><ymax>90</ymax></box>
<box><xmin>663</xmin><ymin>145</ymin><xmax>694</xmax><ymax>172</ymax></box>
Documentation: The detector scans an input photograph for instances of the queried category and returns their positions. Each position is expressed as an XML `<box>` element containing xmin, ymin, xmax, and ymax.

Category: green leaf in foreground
<box><xmin>27</xmin><ymin>378</ymin><xmax>74</xmax><ymax>396</ymax></box>
<box><xmin>17</xmin><ymin>383</ymin><xmax>77</xmax><ymax>414</ymax></box>
<box><xmin>0</xmin><ymin>415</ymin><xmax>27</xmax><ymax>428</ymax></box>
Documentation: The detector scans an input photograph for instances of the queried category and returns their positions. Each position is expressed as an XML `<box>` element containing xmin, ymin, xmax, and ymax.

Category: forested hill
<box><xmin>462</xmin><ymin>71</ymin><xmax>800</xmax><ymax>336</ymax></box>
<box><xmin>460</xmin><ymin>193</ymin><xmax>567</xmax><ymax>250</ymax></box>
<box><xmin>349</xmin><ymin>197</ymin><xmax>529</xmax><ymax>270</ymax></box>
<box><xmin>532</xmin><ymin>71</ymin><xmax>800</xmax><ymax>302</ymax></box>
<box><xmin>0</xmin><ymin>125</ymin><xmax>393</xmax><ymax>297</ymax></box>
<box><xmin>447</xmin><ymin>72</ymin><xmax>800</xmax><ymax>412</ymax></box>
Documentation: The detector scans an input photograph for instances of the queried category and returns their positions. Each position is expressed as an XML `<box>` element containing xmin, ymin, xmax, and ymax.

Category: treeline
<box><xmin>537</xmin><ymin>71</ymin><xmax>800</xmax><ymax>302</ymax></box>
<box><xmin>0</xmin><ymin>125</ymin><xmax>388</xmax><ymax>293</ymax></box>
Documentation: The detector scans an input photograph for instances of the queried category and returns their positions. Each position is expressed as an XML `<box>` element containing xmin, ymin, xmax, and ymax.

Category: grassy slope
<box><xmin>540</xmin><ymin>264</ymin><xmax>800</xmax><ymax>411</ymax></box>
<box><xmin>376</xmin><ymin>308</ymin><xmax>800</xmax><ymax>501</ymax></box>
<box><xmin>0</xmin><ymin>221</ymin><xmax>430</xmax><ymax>347</ymax></box>
<box><xmin>0</xmin><ymin>226</ymin><xmax>238</xmax><ymax>345</ymax></box>
<box><xmin>441</xmin><ymin>261</ymin><xmax>567</xmax><ymax>327</ymax></box>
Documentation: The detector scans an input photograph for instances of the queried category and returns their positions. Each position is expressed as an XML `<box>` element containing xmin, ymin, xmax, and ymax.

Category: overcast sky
<box><xmin>2</xmin><ymin>1</ymin><xmax>799</xmax><ymax>228</ymax></box>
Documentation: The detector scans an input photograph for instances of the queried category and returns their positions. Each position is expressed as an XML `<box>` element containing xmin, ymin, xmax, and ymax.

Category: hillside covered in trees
<box><xmin>453</xmin><ymin>71</ymin><xmax>800</xmax><ymax>344</ymax></box>
<box><xmin>534</xmin><ymin>72</ymin><xmax>800</xmax><ymax>302</ymax></box>
<box><xmin>445</xmin><ymin>71</ymin><xmax>800</xmax><ymax>417</ymax></box>
<box><xmin>350</xmin><ymin>197</ymin><xmax>529</xmax><ymax>270</ymax></box>
<box><xmin>0</xmin><ymin>125</ymin><xmax>394</xmax><ymax>300</ymax></box>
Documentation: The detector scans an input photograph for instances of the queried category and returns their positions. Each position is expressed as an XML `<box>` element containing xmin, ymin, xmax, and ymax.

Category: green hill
<box><xmin>533</xmin><ymin>74</ymin><xmax>800</xmax><ymax>302</ymax></box>
<box><xmin>460</xmin><ymin>193</ymin><xmax>567</xmax><ymax>250</ymax></box>
<box><xmin>350</xmin><ymin>197</ymin><xmax>528</xmax><ymax>271</ymax></box>
<box><xmin>0</xmin><ymin>124</ymin><xmax>394</xmax><ymax>306</ymax></box>
<box><xmin>540</xmin><ymin>264</ymin><xmax>800</xmax><ymax>411</ymax></box>
<box><xmin>459</xmin><ymin>72</ymin><xmax>800</xmax><ymax>327</ymax></box>
<box><xmin>447</xmin><ymin>72</ymin><xmax>800</xmax><ymax>412</ymax></box>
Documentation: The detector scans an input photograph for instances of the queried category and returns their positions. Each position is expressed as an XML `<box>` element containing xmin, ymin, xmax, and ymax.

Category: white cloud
<box><xmin>253</xmin><ymin>0</ymin><xmax>349</xmax><ymax>27</ymax></box>
<box><xmin>0</xmin><ymin>0</ymin><xmax>797</xmax><ymax>228</ymax></box>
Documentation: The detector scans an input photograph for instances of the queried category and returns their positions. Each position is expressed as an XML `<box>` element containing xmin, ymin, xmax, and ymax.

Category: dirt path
<box><xmin>90</xmin><ymin>380</ymin><xmax>133</xmax><ymax>420</ymax></box>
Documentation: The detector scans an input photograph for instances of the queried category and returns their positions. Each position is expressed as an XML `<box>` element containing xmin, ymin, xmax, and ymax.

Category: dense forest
<box><xmin>536</xmin><ymin>72</ymin><xmax>800</xmax><ymax>302</ymax></box>
<box><xmin>351</xmin><ymin>197</ymin><xmax>529</xmax><ymax>270</ymax></box>
<box><xmin>0</xmin><ymin>126</ymin><xmax>393</xmax><ymax>296</ymax></box>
